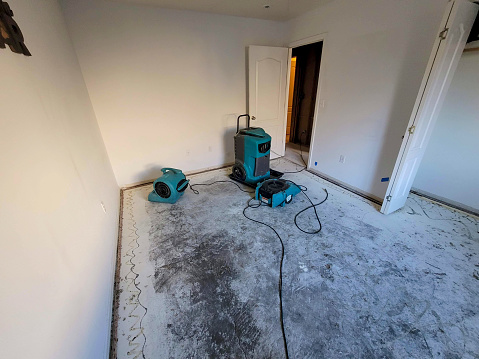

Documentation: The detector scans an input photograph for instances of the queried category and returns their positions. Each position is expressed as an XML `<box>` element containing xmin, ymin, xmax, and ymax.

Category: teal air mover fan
<box><xmin>148</xmin><ymin>168</ymin><xmax>189</xmax><ymax>204</ymax></box>
<box><xmin>255</xmin><ymin>179</ymin><xmax>301</xmax><ymax>208</ymax></box>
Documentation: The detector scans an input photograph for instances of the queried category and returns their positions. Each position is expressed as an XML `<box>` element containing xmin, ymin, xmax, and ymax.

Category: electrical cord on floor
<box><xmin>286</xmin><ymin>181</ymin><xmax>329</xmax><ymax>234</ymax></box>
<box><xmin>190</xmin><ymin>178</ymin><xmax>328</xmax><ymax>359</ymax></box>
<box><xmin>271</xmin><ymin>132</ymin><xmax>308</xmax><ymax>174</ymax></box>
<box><xmin>243</xmin><ymin>197</ymin><xmax>290</xmax><ymax>359</ymax></box>
<box><xmin>189</xmin><ymin>180</ymin><xmax>255</xmax><ymax>194</ymax></box>
<box><xmin>242</xmin><ymin>186</ymin><xmax>327</xmax><ymax>359</ymax></box>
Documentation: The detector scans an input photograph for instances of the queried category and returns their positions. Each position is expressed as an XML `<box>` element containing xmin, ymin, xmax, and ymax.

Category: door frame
<box><xmin>283</xmin><ymin>33</ymin><xmax>328</xmax><ymax>169</ymax></box>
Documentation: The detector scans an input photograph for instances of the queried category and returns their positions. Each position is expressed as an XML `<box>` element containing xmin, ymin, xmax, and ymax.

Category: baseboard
<box><xmin>410</xmin><ymin>188</ymin><xmax>479</xmax><ymax>217</ymax></box>
<box><xmin>121</xmin><ymin>162</ymin><xmax>235</xmax><ymax>190</ymax></box>
<box><xmin>306</xmin><ymin>167</ymin><xmax>383</xmax><ymax>206</ymax></box>
<box><xmin>111</xmin><ymin>163</ymin><xmax>237</xmax><ymax>357</ymax></box>
<box><xmin>109</xmin><ymin>188</ymin><xmax>125</xmax><ymax>359</ymax></box>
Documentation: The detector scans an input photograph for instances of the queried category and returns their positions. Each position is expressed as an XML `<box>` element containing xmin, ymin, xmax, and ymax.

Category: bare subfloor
<box><xmin>113</xmin><ymin>159</ymin><xmax>479</xmax><ymax>359</ymax></box>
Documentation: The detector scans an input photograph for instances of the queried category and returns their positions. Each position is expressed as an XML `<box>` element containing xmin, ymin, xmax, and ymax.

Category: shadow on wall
<box><xmin>136</xmin><ymin>163</ymin><xmax>165</xmax><ymax>185</ymax></box>
<box><xmin>372</xmin><ymin>29</ymin><xmax>434</xmax><ymax>199</ymax></box>
<box><xmin>223</xmin><ymin>114</ymin><xmax>239</xmax><ymax>165</ymax></box>
<box><xmin>134</xmin><ymin>113</ymin><xmax>238</xmax><ymax>186</ymax></box>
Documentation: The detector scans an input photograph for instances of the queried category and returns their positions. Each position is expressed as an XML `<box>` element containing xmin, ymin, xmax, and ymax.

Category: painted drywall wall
<box><xmin>61</xmin><ymin>0</ymin><xmax>287</xmax><ymax>186</ymax></box>
<box><xmin>287</xmin><ymin>0</ymin><xmax>449</xmax><ymax>200</ymax></box>
<box><xmin>413</xmin><ymin>51</ymin><xmax>479</xmax><ymax>212</ymax></box>
<box><xmin>0</xmin><ymin>1</ymin><xmax>119</xmax><ymax>358</ymax></box>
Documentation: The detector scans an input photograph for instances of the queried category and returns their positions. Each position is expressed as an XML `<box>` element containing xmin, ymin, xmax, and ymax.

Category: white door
<box><xmin>381</xmin><ymin>0</ymin><xmax>478</xmax><ymax>215</ymax></box>
<box><xmin>248</xmin><ymin>46</ymin><xmax>289</xmax><ymax>158</ymax></box>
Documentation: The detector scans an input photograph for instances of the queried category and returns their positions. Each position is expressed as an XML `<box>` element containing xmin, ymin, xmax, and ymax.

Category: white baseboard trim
<box><xmin>121</xmin><ymin>162</ymin><xmax>235</xmax><ymax>190</ymax></box>
<box><xmin>306</xmin><ymin>167</ymin><xmax>383</xmax><ymax>205</ymax></box>
<box><xmin>410</xmin><ymin>188</ymin><xmax>479</xmax><ymax>217</ymax></box>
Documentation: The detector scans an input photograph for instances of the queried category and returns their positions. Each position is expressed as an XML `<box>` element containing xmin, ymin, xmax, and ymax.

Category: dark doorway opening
<box><xmin>288</xmin><ymin>41</ymin><xmax>323</xmax><ymax>147</ymax></box>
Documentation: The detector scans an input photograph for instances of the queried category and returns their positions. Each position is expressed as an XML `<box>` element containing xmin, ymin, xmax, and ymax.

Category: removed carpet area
<box><xmin>113</xmin><ymin>159</ymin><xmax>479</xmax><ymax>359</ymax></box>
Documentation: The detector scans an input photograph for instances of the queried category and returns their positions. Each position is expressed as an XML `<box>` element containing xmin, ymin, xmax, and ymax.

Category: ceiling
<box><xmin>108</xmin><ymin>0</ymin><xmax>333</xmax><ymax>21</ymax></box>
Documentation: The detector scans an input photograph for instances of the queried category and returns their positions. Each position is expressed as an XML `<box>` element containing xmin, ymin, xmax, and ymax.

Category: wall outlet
<box><xmin>339</xmin><ymin>155</ymin><xmax>345</xmax><ymax>163</ymax></box>
<box><xmin>100</xmin><ymin>201</ymin><xmax>107</xmax><ymax>213</ymax></box>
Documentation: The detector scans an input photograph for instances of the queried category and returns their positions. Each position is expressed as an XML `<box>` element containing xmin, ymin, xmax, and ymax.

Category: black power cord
<box><xmin>190</xmin><ymin>178</ymin><xmax>328</xmax><ymax>359</ymax></box>
<box><xmin>189</xmin><ymin>180</ymin><xmax>255</xmax><ymax>194</ymax></box>
<box><xmin>243</xmin><ymin>182</ymin><xmax>327</xmax><ymax>359</ymax></box>
<box><xmin>286</xmin><ymin>181</ymin><xmax>329</xmax><ymax>234</ymax></box>
<box><xmin>242</xmin><ymin>198</ymin><xmax>290</xmax><ymax>359</ymax></box>
<box><xmin>271</xmin><ymin>131</ymin><xmax>308</xmax><ymax>174</ymax></box>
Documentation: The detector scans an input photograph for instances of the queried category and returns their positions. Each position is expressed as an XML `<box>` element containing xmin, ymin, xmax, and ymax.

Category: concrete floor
<box><xmin>113</xmin><ymin>159</ymin><xmax>479</xmax><ymax>359</ymax></box>
<box><xmin>284</xmin><ymin>142</ymin><xmax>309</xmax><ymax>167</ymax></box>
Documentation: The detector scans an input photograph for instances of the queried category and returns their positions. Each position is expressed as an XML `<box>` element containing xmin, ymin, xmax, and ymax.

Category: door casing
<box><xmin>286</xmin><ymin>33</ymin><xmax>328</xmax><ymax>170</ymax></box>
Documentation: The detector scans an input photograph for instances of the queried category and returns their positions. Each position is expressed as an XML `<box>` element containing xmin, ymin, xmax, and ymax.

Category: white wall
<box><xmin>287</xmin><ymin>0</ymin><xmax>449</xmax><ymax>200</ymax></box>
<box><xmin>61</xmin><ymin>0</ymin><xmax>287</xmax><ymax>186</ymax></box>
<box><xmin>0</xmin><ymin>1</ymin><xmax>119</xmax><ymax>358</ymax></box>
<box><xmin>413</xmin><ymin>51</ymin><xmax>479</xmax><ymax>212</ymax></box>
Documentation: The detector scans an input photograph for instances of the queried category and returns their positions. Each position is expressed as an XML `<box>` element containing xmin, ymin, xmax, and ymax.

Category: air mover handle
<box><xmin>236</xmin><ymin>114</ymin><xmax>250</xmax><ymax>133</ymax></box>
<box><xmin>161</xmin><ymin>168</ymin><xmax>182</xmax><ymax>175</ymax></box>
<box><xmin>177</xmin><ymin>179</ymin><xmax>189</xmax><ymax>192</ymax></box>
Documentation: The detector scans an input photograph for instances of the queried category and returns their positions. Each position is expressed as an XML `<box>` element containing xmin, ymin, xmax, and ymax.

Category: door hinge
<box><xmin>408</xmin><ymin>125</ymin><xmax>416</xmax><ymax>135</ymax></box>
<box><xmin>439</xmin><ymin>28</ymin><xmax>449</xmax><ymax>40</ymax></box>
<box><xmin>386</xmin><ymin>195</ymin><xmax>392</xmax><ymax>202</ymax></box>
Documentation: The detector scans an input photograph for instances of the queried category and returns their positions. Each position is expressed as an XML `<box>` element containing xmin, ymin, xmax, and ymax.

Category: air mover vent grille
<box><xmin>155</xmin><ymin>182</ymin><xmax>171</xmax><ymax>198</ymax></box>
<box><xmin>259</xmin><ymin>179</ymin><xmax>289</xmax><ymax>198</ymax></box>
<box><xmin>254</xmin><ymin>154</ymin><xmax>270</xmax><ymax>177</ymax></box>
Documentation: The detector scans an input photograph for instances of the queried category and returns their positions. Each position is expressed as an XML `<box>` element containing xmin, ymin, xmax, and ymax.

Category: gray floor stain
<box><xmin>146</xmin><ymin>192</ymin><xmax>274</xmax><ymax>358</ymax></box>
<box><xmin>115</xmin><ymin>161</ymin><xmax>479</xmax><ymax>359</ymax></box>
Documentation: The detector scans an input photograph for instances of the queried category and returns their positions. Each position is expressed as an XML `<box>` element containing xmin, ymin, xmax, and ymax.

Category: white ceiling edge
<box><xmin>106</xmin><ymin>0</ymin><xmax>334</xmax><ymax>22</ymax></box>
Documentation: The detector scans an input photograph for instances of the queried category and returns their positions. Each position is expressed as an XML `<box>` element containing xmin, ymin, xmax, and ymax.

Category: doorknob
<box><xmin>251</xmin><ymin>116</ymin><xmax>256</xmax><ymax>121</ymax></box>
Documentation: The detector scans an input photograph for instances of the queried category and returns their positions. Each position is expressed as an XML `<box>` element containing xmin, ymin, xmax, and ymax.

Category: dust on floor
<box><xmin>112</xmin><ymin>159</ymin><xmax>479</xmax><ymax>359</ymax></box>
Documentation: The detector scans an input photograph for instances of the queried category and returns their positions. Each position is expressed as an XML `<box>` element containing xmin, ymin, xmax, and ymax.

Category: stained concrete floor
<box><xmin>113</xmin><ymin>159</ymin><xmax>479</xmax><ymax>359</ymax></box>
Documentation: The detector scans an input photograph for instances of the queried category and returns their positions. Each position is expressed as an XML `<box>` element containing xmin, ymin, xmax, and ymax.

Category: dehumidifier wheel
<box><xmin>155</xmin><ymin>182</ymin><xmax>171</xmax><ymax>199</ymax></box>
<box><xmin>232</xmin><ymin>164</ymin><xmax>246</xmax><ymax>181</ymax></box>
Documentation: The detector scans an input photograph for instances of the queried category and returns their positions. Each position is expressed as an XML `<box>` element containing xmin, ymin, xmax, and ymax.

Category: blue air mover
<box><xmin>255</xmin><ymin>179</ymin><xmax>301</xmax><ymax>208</ymax></box>
<box><xmin>230</xmin><ymin>114</ymin><xmax>283</xmax><ymax>186</ymax></box>
<box><xmin>148</xmin><ymin>168</ymin><xmax>189</xmax><ymax>204</ymax></box>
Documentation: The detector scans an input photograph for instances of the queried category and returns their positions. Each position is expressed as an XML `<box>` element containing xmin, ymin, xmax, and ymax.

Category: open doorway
<box><xmin>285</xmin><ymin>41</ymin><xmax>323</xmax><ymax>167</ymax></box>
